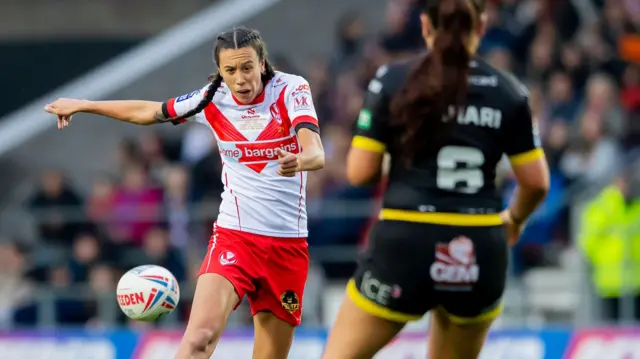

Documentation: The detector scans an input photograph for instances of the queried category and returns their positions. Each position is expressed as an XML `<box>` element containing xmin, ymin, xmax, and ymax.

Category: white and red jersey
<box><xmin>162</xmin><ymin>71</ymin><xmax>319</xmax><ymax>238</ymax></box>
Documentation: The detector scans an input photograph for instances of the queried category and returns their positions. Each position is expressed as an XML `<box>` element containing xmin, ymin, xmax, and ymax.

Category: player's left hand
<box><xmin>275</xmin><ymin>148</ymin><xmax>300</xmax><ymax>177</ymax></box>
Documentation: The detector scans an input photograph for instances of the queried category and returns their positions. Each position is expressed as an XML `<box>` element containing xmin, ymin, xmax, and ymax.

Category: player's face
<box><xmin>218</xmin><ymin>47</ymin><xmax>266</xmax><ymax>104</ymax></box>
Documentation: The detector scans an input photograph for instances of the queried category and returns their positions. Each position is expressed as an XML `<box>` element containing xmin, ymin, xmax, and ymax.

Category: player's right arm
<box><xmin>502</xmin><ymin>98</ymin><xmax>550</xmax><ymax>243</ymax></box>
<box><xmin>44</xmin><ymin>87</ymin><xmax>208</xmax><ymax>127</ymax></box>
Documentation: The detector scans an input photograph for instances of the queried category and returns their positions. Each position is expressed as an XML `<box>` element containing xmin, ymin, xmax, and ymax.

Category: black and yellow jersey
<box><xmin>352</xmin><ymin>54</ymin><xmax>544</xmax><ymax>226</ymax></box>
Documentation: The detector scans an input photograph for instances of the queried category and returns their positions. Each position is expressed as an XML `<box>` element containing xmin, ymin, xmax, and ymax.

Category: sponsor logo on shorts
<box><xmin>280</xmin><ymin>290</ymin><xmax>300</xmax><ymax>313</ymax></box>
<box><xmin>430</xmin><ymin>236</ymin><xmax>479</xmax><ymax>291</ymax></box>
<box><xmin>360</xmin><ymin>271</ymin><xmax>402</xmax><ymax>306</ymax></box>
<box><xmin>217</xmin><ymin>136</ymin><xmax>300</xmax><ymax>163</ymax></box>
<box><xmin>219</xmin><ymin>251</ymin><xmax>237</xmax><ymax>266</ymax></box>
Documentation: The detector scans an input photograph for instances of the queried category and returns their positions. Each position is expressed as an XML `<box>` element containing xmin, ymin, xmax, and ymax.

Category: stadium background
<box><xmin>0</xmin><ymin>0</ymin><xmax>639</xmax><ymax>357</ymax></box>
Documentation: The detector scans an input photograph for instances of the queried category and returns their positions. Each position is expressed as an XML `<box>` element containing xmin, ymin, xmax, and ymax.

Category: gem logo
<box><xmin>430</xmin><ymin>236</ymin><xmax>479</xmax><ymax>289</ymax></box>
<box><xmin>448</xmin><ymin>236</ymin><xmax>474</xmax><ymax>265</ymax></box>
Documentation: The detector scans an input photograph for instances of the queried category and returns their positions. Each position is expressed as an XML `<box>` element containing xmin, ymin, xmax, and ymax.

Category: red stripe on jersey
<box><xmin>276</xmin><ymin>85</ymin><xmax>293</xmax><ymax>128</ymax></box>
<box><xmin>225</xmin><ymin>172</ymin><xmax>241</xmax><ymax>229</ymax></box>
<box><xmin>204</xmin><ymin>104</ymin><xmax>248</xmax><ymax>142</ymax></box>
<box><xmin>255</xmin><ymin>86</ymin><xmax>293</xmax><ymax>141</ymax></box>
<box><xmin>167</xmin><ymin>98</ymin><xmax>177</xmax><ymax>117</ymax></box>
<box><xmin>292</xmin><ymin>115</ymin><xmax>318</xmax><ymax>128</ymax></box>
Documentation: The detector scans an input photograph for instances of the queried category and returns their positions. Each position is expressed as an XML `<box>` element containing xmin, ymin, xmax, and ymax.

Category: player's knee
<box><xmin>187</xmin><ymin>328</ymin><xmax>217</xmax><ymax>351</ymax></box>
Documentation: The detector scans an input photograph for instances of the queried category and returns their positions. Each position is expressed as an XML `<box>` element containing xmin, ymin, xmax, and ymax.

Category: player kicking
<box><xmin>45</xmin><ymin>26</ymin><xmax>324</xmax><ymax>359</ymax></box>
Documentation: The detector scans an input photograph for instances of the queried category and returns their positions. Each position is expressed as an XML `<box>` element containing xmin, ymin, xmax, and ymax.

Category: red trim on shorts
<box><xmin>292</xmin><ymin>115</ymin><xmax>318</xmax><ymax>128</ymax></box>
<box><xmin>204</xmin><ymin>225</ymin><xmax>219</xmax><ymax>272</ymax></box>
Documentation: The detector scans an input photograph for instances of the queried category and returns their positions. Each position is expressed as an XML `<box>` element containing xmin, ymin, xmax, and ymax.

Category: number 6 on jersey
<box><xmin>436</xmin><ymin>145</ymin><xmax>485</xmax><ymax>194</ymax></box>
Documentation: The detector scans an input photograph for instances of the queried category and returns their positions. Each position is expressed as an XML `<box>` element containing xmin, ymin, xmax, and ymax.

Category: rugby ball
<box><xmin>116</xmin><ymin>265</ymin><xmax>180</xmax><ymax>321</ymax></box>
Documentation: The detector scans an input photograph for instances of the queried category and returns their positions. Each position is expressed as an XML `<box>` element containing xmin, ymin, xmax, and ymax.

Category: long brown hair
<box><xmin>390</xmin><ymin>0</ymin><xmax>480</xmax><ymax>163</ymax></box>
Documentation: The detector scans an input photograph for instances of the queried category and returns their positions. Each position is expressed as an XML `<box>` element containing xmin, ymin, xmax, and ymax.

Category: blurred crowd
<box><xmin>0</xmin><ymin>0</ymin><xmax>639</xmax><ymax>328</ymax></box>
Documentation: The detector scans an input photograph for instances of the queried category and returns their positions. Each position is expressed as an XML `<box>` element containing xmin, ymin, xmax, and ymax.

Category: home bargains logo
<box><xmin>217</xmin><ymin>136</ymin><xmax>299</xmax><ymax>164</ymax></box>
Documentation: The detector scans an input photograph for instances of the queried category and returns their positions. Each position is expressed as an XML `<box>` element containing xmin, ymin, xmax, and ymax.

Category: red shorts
<box><xmin>199</xmin><ymin>224</ymin><xmax>309</xmax><ymax>326</ymax></box>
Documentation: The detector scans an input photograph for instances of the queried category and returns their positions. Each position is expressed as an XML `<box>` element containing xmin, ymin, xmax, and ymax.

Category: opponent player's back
<box><xmin>371</xmin><ymin>55</ymin><xmax>536</xmax><ymax>215</ymax></box>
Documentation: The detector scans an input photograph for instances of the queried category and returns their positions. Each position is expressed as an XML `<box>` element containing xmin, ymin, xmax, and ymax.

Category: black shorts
<box><xmin>348</xmin><ymin>219</ymin><xmax>508</xmax><ymax>324</ymax></box>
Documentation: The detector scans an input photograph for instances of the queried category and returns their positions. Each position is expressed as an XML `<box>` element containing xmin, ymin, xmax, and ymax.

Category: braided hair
<box><xmin>161</xmin><ymin>27</ymin><xmax>277</xmax><ymax>124</ymax></box>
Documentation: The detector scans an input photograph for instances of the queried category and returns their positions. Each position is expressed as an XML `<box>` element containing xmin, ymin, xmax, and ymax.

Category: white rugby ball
<box><xmin>116</xmin><ymin>265</ymin><xmax>180</xmax><ymax>321</ymax></box>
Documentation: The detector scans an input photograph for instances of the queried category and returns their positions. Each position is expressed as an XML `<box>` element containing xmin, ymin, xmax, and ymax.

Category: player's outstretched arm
<box><xmin>44</xmin><ymin>98</ymin><xmax>165</xmax><ymax>127</ymax></box>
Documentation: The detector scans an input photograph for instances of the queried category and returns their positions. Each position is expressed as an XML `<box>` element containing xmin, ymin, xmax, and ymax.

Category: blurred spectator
<box><xmin>560</xmin><ymin>110</ymin><xmax>623</xmax><ymax>184</ymax></box>
<box><xmin>109</xmin><ymin>164</ymin><xmax>163</xmax><ymax>247</ymax></box>
<box><xmin>379</xmin><ymin>0</ymin><xmax>423</xmax><ymax>56</ymax></box>
<box><xmin>579</xmin><ymin>174</ymin><xmax>640</xmax><ymax>322</ymax></box>
<box><xmin>579</xmin><ymin>73</ymin><xmax>627</xmax><ymax>138</ymax></box>
<box><xmin>122</xmin><ymin>226</ymin><xmax>186</xmax><ymax>283</ymax></box>
<box><xmin>547</xmin><ymin>70</ymin><xmax>579</xmax><ymax>123</ymax></box>
<box><xmin>330</xmin><ymin>11</ymin><xmax>366</xmax><ymax>74</ymax></box>
<box><xmin>162</xmin><ymin>165</ymin><xmax>192</xmax><ymax>249</ymax></box>
<box><xmin>68</xmin><ymin>233</ymin><xmax>102</xmax><ymax>283</ymax></box>
<box><xmin>86</xmin><ymin>175</ymin><xmax>117</xmax><ymax>232</ymax></box>
<box><xmin>28</xmin><ymin>170</ymin><xmax>84</xmax><ymax>246</ymax></box>
<box><xmin>139</xmin><ymin>131</ymin><xmax>171</xmax><ymax>184</ymax></box>
<box><xmin>621</xmin><ymin>64</ymin><xmax>640</xmax><ymax>111</ymax></box>
<box><xmin>190</xmin><ymin>143</ymin><xmax>224</xmax><ymax>204</ymax></box>
<box><xmin>0</xmin><ymin>241</ymin><xmax>33</xmax><ymax>327</ymax></box>
<box><xmin>180</xmin><ymin>125</ymin><xmax>215</xmax><ymax>165</ymax></box>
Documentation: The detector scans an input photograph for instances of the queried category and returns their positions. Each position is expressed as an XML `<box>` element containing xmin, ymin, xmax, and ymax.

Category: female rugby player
<box><xmin>45</xmin><ymin>27</ymin><xmax>325</xmax><ymax>359</ymax></box>
<box><xmin>322</xmin><ymin>0</ymin><xmax>549</xmax><ymax>358</ymax></box>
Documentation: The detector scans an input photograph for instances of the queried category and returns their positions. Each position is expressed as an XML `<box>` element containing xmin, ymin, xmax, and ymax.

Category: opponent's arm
<box><xmin>347</xmin><ymin>66</ymin><xmax>390</xmax><ymax>186</ymax></box>
<box><xmin>503</xmin><ymin>100</ymin><xmax>550</xmax><ymax>226</ymax></box>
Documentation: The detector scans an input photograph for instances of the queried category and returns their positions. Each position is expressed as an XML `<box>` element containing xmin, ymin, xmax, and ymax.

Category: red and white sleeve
<box><xmin>161</xmin><ymin>85</ymin><xmax>209</xmax><ymax>125</ymax></box>
<box><xmin>284</xmin><ymin>76</ymin><xmax>320</xmax><ymax>134</ymax></box>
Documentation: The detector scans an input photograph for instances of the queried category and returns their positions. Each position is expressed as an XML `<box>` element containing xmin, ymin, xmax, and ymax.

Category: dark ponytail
<box><xmin>162</xmin><ymin>27</ymin><xmax>276</xmax><ymax>124</ymax></box>
<box><xmin>390</xmin><ymin>0</ymin><xmax>477</xmax><ymax>163</ymax></box>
